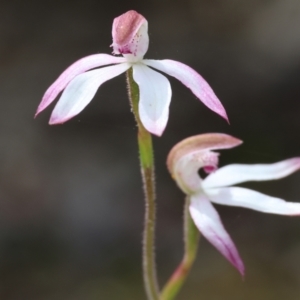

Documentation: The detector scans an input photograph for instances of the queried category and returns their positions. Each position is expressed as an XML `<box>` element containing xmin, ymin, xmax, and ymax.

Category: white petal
<box><xmin>50</xmin><ymin>63</ymin><xmax>130</xmax><ymax>124</ymax></box>
<box><xmin>207</xmin><ymin>186</ymin><xmax>300</xmax><ymax>215</ymax></box>
<box><xmin>143</xmin><ymin>59</ymin><xmax>228</xmax><ymax>121</ymax></box>
<box><xmin>132</xmin><ymin>64</ymin><xmax>171</xmax><ymax>136</ymax></box>
<box><xmin>36</xmin><ymin>54</ymin><xmax>126</xmax><ymax>116</ymax></box>
<box><xmin>203</xmin><ymin>158</ymin><xmax>300</xmax><ymax>189</ymax></box>
<box><xmin>189</xmin><ymin>194</ymin><xmax>244</xmax><ymax>275</ymax></box>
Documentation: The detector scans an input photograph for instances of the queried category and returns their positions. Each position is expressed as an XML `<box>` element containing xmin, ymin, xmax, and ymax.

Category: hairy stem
<box><xmin>161</xmin><ymin>196</ymin><xmax>200</xmax><ymax>300</ymax></box>
<box><xmin>126</xmin><ymin>68</ymin><xmax>160</xmax><ymax>300</ymax></box>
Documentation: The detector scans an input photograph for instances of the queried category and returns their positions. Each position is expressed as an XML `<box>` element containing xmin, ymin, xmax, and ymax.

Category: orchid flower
<box><xmin>167</xmin><ymin>133</ymin><xmax>300</xmax><ymax>275</ymax></box>
<box><xmin>35</xmin><ymin>10</ymin><xmax>228</xmax><ymax>136</ymax></box>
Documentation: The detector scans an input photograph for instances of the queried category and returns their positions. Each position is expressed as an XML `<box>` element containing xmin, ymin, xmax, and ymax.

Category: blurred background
<box><xmin>1</xmin><ymin>0</ymin><xmax>300</xmax><ymax>299</ymax></box>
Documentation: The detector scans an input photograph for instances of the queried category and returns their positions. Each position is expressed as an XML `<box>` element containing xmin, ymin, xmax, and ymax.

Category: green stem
<box><xmin>126</xmin><ymin>68</ymin><xmax>160</xmax><ymax>300</ymax></box>
<box><xmin>160</xmin><ymin>196</ymin><xmax>200</xmax><ymax>300</ymax></box>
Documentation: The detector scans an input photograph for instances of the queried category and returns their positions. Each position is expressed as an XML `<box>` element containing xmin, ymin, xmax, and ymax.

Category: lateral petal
<box><xmin>203</xmin><ymin>158</ymin><xmax>300</xmax><ymax>189</ymax></box>
<box><xmin>36</xmin><ymin>54</ymin><xmax>126</xmax><ymax>116</ymax></box>
<box><xmin>189</xmin><ymin>194</ymin><xmax>244</xmax><ymax>275</ymax></box>
<box><xmin>143</xmin><ymin>59</ymin><xmax>228</xmax><ymax>121</ymax></box>
<box><xmin>207</xmin><ymin>186</ymin><xmax>300</xmax><ymax>216</ymax></box>
<box><xmin>132</xmin><ymin>64</ymin><xmax>171</xmax><ymax>136</ymax></box>
<box><xmin>49</xmin><ymin>63</ymin><xmax>130</xmax><ymax>124</ymax></box>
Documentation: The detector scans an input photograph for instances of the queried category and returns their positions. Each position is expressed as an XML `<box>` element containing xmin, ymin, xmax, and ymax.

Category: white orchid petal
<box><xmin>190</xmin><ymin>194</ymin><xmax>245</xmax><ymax>275</ymax></box>
<box><xmin>36</xmin><ymin>54</ymin><xmax>126</xmax><ymax>116</ymax></box>
<box><xmin>132</xmin><ymin>64</ymin><xmax>171</xmax><ymax>136</ymax></box>
<box><xmin>207</xmin><ymin>186</ymin><xmax>300</xmax><ymax>215</ymax></box>
<box><xmin>143</xmin><ymin>59</ymin><xmax>228</xmax><ymax>121</ymax></box>
<box><xmin>49</xmin><ymin>63</ymin><xmax>130</xmax><ymax>124</ymax></box>
<box><xmin>203</xmin><ymin>158</ymin><xmax>300</xmax><ymax>189</ymax></box>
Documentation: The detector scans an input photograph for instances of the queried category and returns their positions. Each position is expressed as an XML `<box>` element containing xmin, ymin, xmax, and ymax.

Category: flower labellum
<box><xmin>111</xmin><ymin>10</ymin><xmax>149</xmax><ymax>61</ymax></box>
<box><xmin>167</xmin><ymin>133</ymin><xmax>300</xmax><ymax>275</ymax></box>
<box><xmin>36</xmin><ymin>10</ymin><xmax>228</xmax><ymax>136</ymax></box>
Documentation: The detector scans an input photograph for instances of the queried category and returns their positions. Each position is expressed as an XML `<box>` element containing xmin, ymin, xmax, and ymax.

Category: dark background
<box><xmin>1</xmin><ymin>0</ymin><xmax>300</xmax><ymax>299</ymax></box>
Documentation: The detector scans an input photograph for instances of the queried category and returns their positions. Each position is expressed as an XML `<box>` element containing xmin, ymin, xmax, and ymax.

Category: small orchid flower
<box><xmin>35</xmin><ymin>10</ymin><xmax>228</xmax><ymax>136</ymax></box>
<box><xmin>167</xmin><ymin>133</ymin><xmax>300</xmax><ymax>275</ymax></box>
